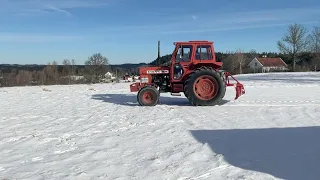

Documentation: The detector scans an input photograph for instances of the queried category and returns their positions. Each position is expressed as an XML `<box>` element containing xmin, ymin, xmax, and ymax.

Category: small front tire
<box><xmin>137</xmin><ymin>86</ymin><xmax>160</xmax><ymax>106</ymax></box>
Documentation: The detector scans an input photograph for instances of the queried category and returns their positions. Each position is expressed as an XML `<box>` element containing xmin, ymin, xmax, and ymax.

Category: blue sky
<box><xmin>0</xmin><ymin>0</ymin><xmax>320</xmax><ymax>65</ymax></box>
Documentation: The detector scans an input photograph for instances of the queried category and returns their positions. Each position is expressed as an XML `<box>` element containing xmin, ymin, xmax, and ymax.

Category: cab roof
<box><xmin>174</xmin><ymin>40</ymin><xmax>213</xmax><ymax>45</ymax></box>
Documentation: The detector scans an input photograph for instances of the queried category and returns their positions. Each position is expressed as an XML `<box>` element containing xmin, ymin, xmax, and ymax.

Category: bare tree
<box><xmin>31</xmin><ymin>70</ymin><xmax>42</xmax><ymax>85</ymax></box>
<box><xmin>221</xmin><ymin>50</ymin><xmax>247</xmax><ymax>74</ymax></box>
<box><xmin>71</xmin><ymin>59</ymin><xmax>76</xmax><ymax>76</ymax></box>
<box><xmin>43</xmin><ymin>61</ymin><xmax>59</xmax><ymax>84</ymax></box>
<box><xmin>247</xmin><ymin>49</ymin><xmax>258</xmax><ymax>59</ymax></box>
<box><xmin>222</xmin><ymin>51</ymin><xmax>235</xmax><ymax>73</ymax></box>
<box><xmin>62</xmin><ymin>59</ymin><xmax>70</xmax><ymax>65</ymax></box>
<box><xmin>307</xmin><ymin>26</ymin><xmax>320</xmax><ymax>71</ymax></box>
<box><xmin>43</xmin><ymin>63</ymin><xmax>52</xmax><ymax>84</ymax></box>
<box><xmin>277</xmin><ymin>23</ymin><xmax>308</xmax><ymax>71</ymax></box>
<box><xmin>16</xmin><ymin>70</ymin><xmax>32</xmax><ymax>86</ymax></box>
<box><xmin>52</xmin><ymin>61</ymin><xmax>59</xmax><ymax>84</ymax></box>
<box><xmin>85</xmin><ymin>53</ymin><xmax>109</xmax><ymax>82</ymax></box>
<box><xmin>62</xmin><ymin>59</ymin><xmax>72</xmax><ymax>84</ymax></box>
<box><xmin>234</xmin><ymin>49</ymin><xmax>246</xmax><ymax>74</ymax></box>
<box><xmin>62</xmin><ymin>59</ymin><xmax>71</xmax><ymax>68</ymax></box>
<box><xmin>39</xmin><ymin>70</ymin><xmax>46</xmax><ymax>85</ymax></box>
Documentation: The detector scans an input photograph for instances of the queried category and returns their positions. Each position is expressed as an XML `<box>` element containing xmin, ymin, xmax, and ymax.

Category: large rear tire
<box><xmin>184</xmin><ymin>67</ymin><xmax>226</xmax><ymax>106</ymax></box>
<box><xmin>137</xmin><ymin>86</ymin><xmax>160</xmax><ymax>106</ymax></box>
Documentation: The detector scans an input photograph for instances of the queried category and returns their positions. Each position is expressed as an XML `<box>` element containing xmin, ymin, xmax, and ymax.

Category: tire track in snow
<box><xmin>227</xmin><ymin>100</ymin><xmax>320</xmax><ymax>104</ymax></box>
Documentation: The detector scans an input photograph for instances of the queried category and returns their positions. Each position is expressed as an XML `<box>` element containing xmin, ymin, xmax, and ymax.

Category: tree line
<box><xmin>1</xmin><ymin>23</ymin><xmax>319</xmax><ymax>87</ymax></box>
<box><xmin>0</xmin><ymin>53</ymin><xmax>123</xmax><ymax>87</ymax></box>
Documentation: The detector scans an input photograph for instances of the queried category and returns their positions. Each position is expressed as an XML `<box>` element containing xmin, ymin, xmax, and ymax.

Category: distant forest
<box><xmin>0</xmin><ymin>23</ymin><xmax>319</xmax><ymax>87</ymax></box>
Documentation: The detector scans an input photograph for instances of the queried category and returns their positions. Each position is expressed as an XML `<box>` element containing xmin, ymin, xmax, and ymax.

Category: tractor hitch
<box><xmin>223</xmin><ymin>71</ymin><xmax>245</xmax><ymax>100</ymax></box>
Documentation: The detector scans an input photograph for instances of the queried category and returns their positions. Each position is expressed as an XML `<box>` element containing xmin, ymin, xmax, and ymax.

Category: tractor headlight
<box><xmin>140</xmin><ymin>77</ymin><xmax>149</xmax><ymax>83</ymax></box>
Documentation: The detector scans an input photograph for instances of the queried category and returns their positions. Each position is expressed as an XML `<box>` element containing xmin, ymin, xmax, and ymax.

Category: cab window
<box><xmin>195</xmin><ymin>45</ymin><xmax>213</xmax><ymax>60</ymax></box>
<box><xmin>175</xmin><ymin>45</ymin><xmax>193</xmax><ymax>62</ymax></box>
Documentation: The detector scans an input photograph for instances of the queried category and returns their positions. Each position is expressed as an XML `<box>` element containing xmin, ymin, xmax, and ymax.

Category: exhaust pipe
<box><xmin>158</xmin><ymin>40</ymin><xmax>160</xmax><ymax>66</ymax></box>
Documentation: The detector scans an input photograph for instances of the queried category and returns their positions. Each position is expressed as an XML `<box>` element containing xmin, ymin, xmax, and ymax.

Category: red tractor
<box><xmin>130</xmin><ymin>40</ymin><xmax>245</xmax><ymax>106</ymax></box>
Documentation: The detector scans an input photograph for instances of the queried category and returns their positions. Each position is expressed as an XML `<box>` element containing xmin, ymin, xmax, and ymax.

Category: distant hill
<box><xmin>110</xmin><ymin>63</ymin><xmax>148</xmax><ymax>69</ymax></box>
<box><xmin>149</xmin><ymin>54</ymin><xmax>172</xmax><ymax>66</ymax></box>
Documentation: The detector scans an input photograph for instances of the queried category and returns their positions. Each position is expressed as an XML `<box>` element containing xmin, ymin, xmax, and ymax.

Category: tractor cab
<box><xmin>170</xmin><ymin>41</ymin><xmax>223</xmax><ymax>83</ymax></box>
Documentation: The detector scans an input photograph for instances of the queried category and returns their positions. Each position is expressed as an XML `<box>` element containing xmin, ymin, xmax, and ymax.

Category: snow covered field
<box><xmin>1</xmin><ymin>72</ymin><xmax>320</xmax><ymax>180</ymax></box>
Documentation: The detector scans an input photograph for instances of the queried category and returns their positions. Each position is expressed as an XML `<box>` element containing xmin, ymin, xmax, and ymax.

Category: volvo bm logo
<box><xmin>146</xmin><ymin>70</ymin><xmax>169</xmax><ymax>74</ymax></box>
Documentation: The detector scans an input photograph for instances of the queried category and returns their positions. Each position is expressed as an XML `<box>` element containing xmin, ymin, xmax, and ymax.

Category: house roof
<box><xmin>255</xmin><ymin>57</ymin><xmax>287</xmax><ymax>67</ymax></box>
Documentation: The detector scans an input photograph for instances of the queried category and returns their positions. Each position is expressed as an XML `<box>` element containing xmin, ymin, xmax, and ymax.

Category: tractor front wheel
<box><xmin>184</xmin><ymin>67</ymin><xmax>226</xmax><ymax>106</ymax></box>
<box><xmin>137</xmin><ymin>86</ymin><xmax>160</xmax><ymax>106</ymax></box>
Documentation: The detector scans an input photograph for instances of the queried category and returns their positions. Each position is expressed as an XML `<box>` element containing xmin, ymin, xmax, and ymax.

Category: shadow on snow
<box><xmin>190</xmin><ymin>126</ymin><xmax>320</xmax><ymax>180</ymax></box>
<box><xmin>91</xmin><ymin>93</ymin><xmax>229</xmax><ymax>106</ymax></box>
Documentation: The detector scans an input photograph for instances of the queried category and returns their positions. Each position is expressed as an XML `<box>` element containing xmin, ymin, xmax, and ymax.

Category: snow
<box><xmin>1</xmin><ymin>72</ymin><xmax>320</xmax><ymax>180</ymax></box>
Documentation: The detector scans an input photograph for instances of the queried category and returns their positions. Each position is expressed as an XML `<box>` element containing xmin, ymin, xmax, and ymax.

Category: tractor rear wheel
<box><xmin>137</xmin><ymin>86</ymin><xmax>160</xmax><ymax>106</ymax></box>
<box><xmin>184</xmin><ymin>67</ymin><xmax>226</xmax><ymax>106</ymax></box>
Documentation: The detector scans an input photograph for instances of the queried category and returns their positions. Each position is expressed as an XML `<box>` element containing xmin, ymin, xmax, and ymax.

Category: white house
<box><xmin>105</xmin><ymin>72</ymin><xmax>116</xmax><ymax>80</ymax></box>
<box><xmin>248</xmin><ymin>57</ymin><xmax>288</xmax><ymax>73</ymax></box>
